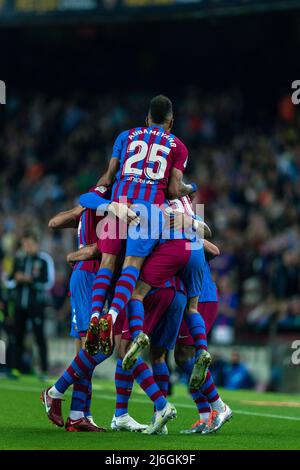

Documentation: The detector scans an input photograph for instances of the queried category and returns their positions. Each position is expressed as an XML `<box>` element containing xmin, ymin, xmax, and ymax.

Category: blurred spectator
<box><xmin>223</xmin><ymin>352</ymin><xmax>255</xmax><ymax>390</ymax></box>
<box><xmin>5</xmin><ymin>230</ymin><xmax>55</xmax><ymax>378</ymax></box>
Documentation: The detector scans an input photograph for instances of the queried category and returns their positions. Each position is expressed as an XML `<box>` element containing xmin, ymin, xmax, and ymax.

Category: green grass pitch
<box><xmin>1</xmin><ymin>375</ymin><xmax>300</xmax><ymax>450</ymax></box>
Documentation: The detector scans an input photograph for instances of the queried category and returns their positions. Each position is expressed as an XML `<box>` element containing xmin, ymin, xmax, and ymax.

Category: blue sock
<box><xmin>184</xmin><ymin>312</ymin><xmax>207</xmax><ymax>358</ymax></box>
<box><xmin>110</xmin><ymin>266</ymin><xmax>140</xmax><ymax>317</ymax></box>
<box><xmin>115</xmin><ymin>358</ymin><xmax>134</xmax><ymax>417</ymax></box>
<box><xmin>128</xmin><ymin>299</ymin><xmax>145</xmax><ymax>340</ymax></box>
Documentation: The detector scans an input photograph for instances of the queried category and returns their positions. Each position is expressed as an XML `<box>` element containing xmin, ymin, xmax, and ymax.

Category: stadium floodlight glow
<box><xmin>0</xmin><ymin>80</ymin><xmax>6</xmax><ymax>104</ymax></box>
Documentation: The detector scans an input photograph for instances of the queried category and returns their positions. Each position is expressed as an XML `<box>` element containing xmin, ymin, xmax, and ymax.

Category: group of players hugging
<box><xmin>41</xmin><ymin>95</ymin><xmax>232</xmax><ymax>435</ymax></box>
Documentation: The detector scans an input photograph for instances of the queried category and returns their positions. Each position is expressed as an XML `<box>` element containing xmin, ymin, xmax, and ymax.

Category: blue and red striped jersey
<box><xmin>74</xmin><ymin>186</ymin><xmax>111</xmax><ymax>273</ymax></box>
<box><xmin>111</xmin><ymin>125</ymin><xmax>188</xmax><ymax>204</ymax></box>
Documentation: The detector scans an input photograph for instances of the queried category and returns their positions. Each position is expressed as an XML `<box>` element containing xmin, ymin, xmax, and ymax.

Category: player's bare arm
<box><xmin>203</xmin><ymin>239</ymin><xmax>220</xmax><ymax>259</ymax></box>
<box><xmin>97</xmin><ymin>157</ymin><xmax>119</xmax><ymax>187</ymax></box>
<box><xmin>167</xmin><ymin>168</ymin><xmax>196</xmax><ymax>200</ymax></box>
<box><xmin>48</xmin><ymin>205</ymin><xmax>84</xmax><ymax>229</ymax></box>
<box><xmin>67</xmin><ymin>243</ymin><xmax>100</xmax><ymax>266</ymax></box>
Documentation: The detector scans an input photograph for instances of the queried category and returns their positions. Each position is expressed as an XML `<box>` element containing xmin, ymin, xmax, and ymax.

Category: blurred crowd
<box><xmin>0</xmin><ymin>89</ymin><xmax>299</xmax><ymax>342</ymax></box>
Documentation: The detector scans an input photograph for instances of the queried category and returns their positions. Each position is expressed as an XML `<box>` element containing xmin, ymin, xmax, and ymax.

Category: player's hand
<box><xmin>66</xmin><ymin>253</ymin><xmax>76</xmax><ymax>267</ymax></box>
<box><xmin>14</xmin><ymin>272</ymin><xmax>32</xmax><ymax>283</ymax></box>
<box><xmin>108</xmin><ymin>202</ymin><xmax>140</xmax><ymax>226</ymax></box>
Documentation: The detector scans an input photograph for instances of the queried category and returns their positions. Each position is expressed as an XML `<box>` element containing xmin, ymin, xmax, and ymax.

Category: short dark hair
<box><xmin>22</xmin><ymin>228</ymin><xmax>39</xmax><ymax>242</ymax></box>
<box><xmin>149</xmin><ymin>95</ymin><xmax>173</xmax><ymax>124</ymax></box>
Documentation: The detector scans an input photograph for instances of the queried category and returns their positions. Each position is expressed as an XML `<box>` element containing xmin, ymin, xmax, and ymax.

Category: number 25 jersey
<box><xmin>111</xmin><ymin>125</ymin><xmax>188</xmax><ymax>205</ymax></box>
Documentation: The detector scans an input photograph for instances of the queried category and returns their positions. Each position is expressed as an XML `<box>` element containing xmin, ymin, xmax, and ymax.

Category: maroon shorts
<box><xmin>176</xmin><ymin>301</ymin><xmax>219</xmax><ymax>346</ymax></box>
<box><xmin>114</xmin><ymin>309</ymin><xmax>126</xmax><ymax>337</ymax></box>
<box><xmin>96</xmin><ymin>216</ymin><xmax>127</xmax><ymax>256</ymax></box>
<box><xmin>121</xmin><ymin>287</ymin><xmax>175</xmax><ymax>341</ymax></box>
<box><xmin>140</xmin><ymin>239</ymin><xmax>190</xmax><ymax>288</ymax></box>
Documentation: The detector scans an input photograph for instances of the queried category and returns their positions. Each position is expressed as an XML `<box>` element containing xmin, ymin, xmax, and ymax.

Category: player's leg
<box><xmin>67</xmin><ymin>335</ymin><xmax>101</xmax><ymax>431</ymax></box>
<box><xmin>111</xmin><ymin>331</ymin><xmax>148</xmax><ymax>432</ymax></box>
<box><xmin>122</xmin><ymin>239</ymin><xmax>189</xmax><ymax>370</ymax></box>
<box><xmin>181</xmin><ymin>244</ymin><xmax>211</xmax><ymax>389</ymax></box>
<box><xmin>150</xmin><ymin>346</ymin><xmax>169</xmax><ymax>402</ymax></box>
<box><xmin>119</xmin><ymin>338</ymin><xmax>177</xmax><ymax>435</ymax></box>
<box><xmin>176</xmin><ymin>309</ymin><xmax>232</xmax><ymax>434</ymax></box>
<box><xmin>86</xmin><ymin>253</ymin><xmax>117</xmax><ymax>355</ymax></box>
<box><xmin>108</xmin><ymin>255</ymin><xmax>145</xmax><ymax>321</ymax></box>
<box><xmin>149</xmin><ymin>345</ymin><xmax>169</xmax><ymax>435</ymax></box>
<box><xmin>175</xmin><ymin>344</ymin><xmax>211</xmax><ymax>433</ymax></box>
<box><xmin>41</xmin><ymin>347</ymin><xmax>110</xmax><ymax>430</ymax></box>
<box><xmin>142</xmin><ymin>286</ymin><xmax>186</xmax><ymax>434</ymax></box>
<box><xmin>122</xmin><ymin>279</ymin><xmax>152</xmax><ymax>370</ymax></box>
<box><xmin>66</xmin><ymin>270</ymin><xmax>102</xmax><ymax>430</ymax></box>
<box><xmin>198</xmin><ymin>301</ymin><xmax>232</xmax><ymax>433</ymax></box>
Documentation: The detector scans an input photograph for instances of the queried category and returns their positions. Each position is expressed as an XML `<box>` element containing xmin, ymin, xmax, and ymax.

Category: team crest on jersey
<box><xmin>96</xmin><ymin>186</ymin><xmax>107</xmax><ymax>194</ymax></box>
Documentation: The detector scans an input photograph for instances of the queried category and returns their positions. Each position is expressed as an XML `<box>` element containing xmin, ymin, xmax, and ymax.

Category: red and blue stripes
<box><xmin>152</xmin><ymin>362</ymin><xmax>169</xmax><ymax>399</ymax></box>
<box><xmin>71</xmin><ymin>372</ymin><xmax>92</xmax><ymax>413</ymax></box>
<box><xmin>132</xmin><ymin>357</ymin><xmax>167</xmax><ymax>411</ymax></box>
<box><xmin>114</xmin><ymin>358</ymin><xmax>134</xmax><ymax>417</ymax></box>
<box><xmin>110</xmin><ymin>266</ymin><xmax>140</xmax><ymax>317</ymax></box>
<box><xmin>54</xmin><ymin>349</ymin><xmax>108</xmax><ymax>394</ymax></box>
<box><xmin>184</xmin><ymin>312</ymin><xmax>207</xmax><ymax>357</ymax></box>
<box><xmin>128</xmin><ymin>299</ymin><xmax>144</xmax><ymax>340</ymax></box>
<box><xmin>92</xmin><ymin>267</ymin><xmax>114</xmax><ymax>315</ymax></box>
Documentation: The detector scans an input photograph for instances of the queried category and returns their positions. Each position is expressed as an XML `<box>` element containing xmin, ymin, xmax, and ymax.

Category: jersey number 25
<box><xmin>123</xmin><ymin>140</ymin><xmax>170</xmax><ymax>180</ymax></box>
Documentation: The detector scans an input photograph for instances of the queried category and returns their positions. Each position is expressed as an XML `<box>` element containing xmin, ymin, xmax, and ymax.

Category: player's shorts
<box><xmin>125</xmin><ymin>201</ymin><xmax>163</xmax><ymax>258</ymax></box>
<box><xmin>121</xmin><ymin>287</ymin><xmax>177</xmax><ymax>346</ymax></box>
<box><xmin>180</xmin><ymin>241</ymin><xmax>205</xmax><ymax>298</ymax></box>
<box><xmin>140</xmin><ymin>239</ymin><xmax>190</xmax><ymax>288</ymax></box>
<box><xmin>97</xmin><ymin>216</ymin><xmax>127</xmax><ymax>256</ymax></box>
<box><xmin>151</xmin><ymin>289</ymin><xmax>187</xmax><ymax>350</ymax></box>
<box><xmin>176</xmin><ymin>300</ymin><xmax>219</xmax><ymax>346</ymax></box>
<box><xmin>69</xmin><ymin>269</ymin><xmax>96</xmax><ymax>338</ymax></box>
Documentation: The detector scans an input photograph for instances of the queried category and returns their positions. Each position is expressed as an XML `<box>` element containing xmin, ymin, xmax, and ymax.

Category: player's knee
<box><xmin>187</xmin><ymin>297</ymin><xmax>198</xmax><ymax>312</ymax></box>
<box><xmin>101</xmin><ymin>254</ymin><xmax>116</xmax><ymax>270</ymax></box>
<box><xmin>124</xmin><ymin>256</ymin><xmax>144</xmax><ymax>270</ymax></box>
<box><xmin>149</xmin><ymin>345</ymin><xmax>166</xmax><ymax>364</ymax></box>
<box><xmin>118</xmin><ymin>340</ymin><xmax>130</xmax><ymax>360</ymax></box>
<box><xmin>174</xmin><ymin>345</ymin><xmax>194</xmax><ymax>368</ymax></box>
<box><xmin>132</xmin><ymin>280</ymin><xmax>150</xmax><ymax>301</ymax></box>
<box><xmin>131</xmin><ymin>292</ymin><xmax>144</xmax><ymax>302</ymax></box>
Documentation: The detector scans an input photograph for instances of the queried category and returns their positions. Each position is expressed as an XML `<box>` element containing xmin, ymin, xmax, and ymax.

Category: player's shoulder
<box><xmin>168</xmin><ymin>133</ymin><xmax>188</xmax><ymax>157</ymax></box>
<box><xmin>116</xmin><ymin>129</ymin><xmax>131</xmax><ymax>140</ymax></box>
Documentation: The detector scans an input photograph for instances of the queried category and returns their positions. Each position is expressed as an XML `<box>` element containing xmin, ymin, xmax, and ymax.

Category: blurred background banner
<box><xmin>0</xmin><ymin>0</ymin><xmax>299</xmax><ymax>24</ymax></box>
<box><xmin>0</xmin><ymin>0</ymin><xmax>299</xmax><ymax>392</ymax></box>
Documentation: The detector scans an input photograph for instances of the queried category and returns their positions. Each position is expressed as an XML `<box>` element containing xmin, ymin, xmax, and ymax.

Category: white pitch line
<box><xmin>1</xmin><ymin>383</ymin><xmax>300</xmax><ymax>422</ymax></box>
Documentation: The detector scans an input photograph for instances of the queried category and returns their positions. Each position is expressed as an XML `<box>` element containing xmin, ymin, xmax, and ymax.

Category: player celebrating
<box><xmin>84</xmin><ymin>95</ymin><xmax>197</xmax><ymax>356</ymax></box>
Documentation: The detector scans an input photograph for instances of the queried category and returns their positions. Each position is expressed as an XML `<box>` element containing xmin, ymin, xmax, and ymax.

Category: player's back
<box><xmin>111</xmin><ymin>125</ymin><xmax>188</xmax><ymax>205</ymax></box>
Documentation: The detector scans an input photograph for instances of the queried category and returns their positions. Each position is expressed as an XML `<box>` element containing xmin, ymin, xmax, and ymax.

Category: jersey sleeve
<box><xmin>111</xmin><ymin>130</ymin><xmax>128</xmax><ymax>159</ymax></box>
<box><xmin>172</xmin><ymin>138</ymin><xmax>188</xmax><ymax>173</ymax></box>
